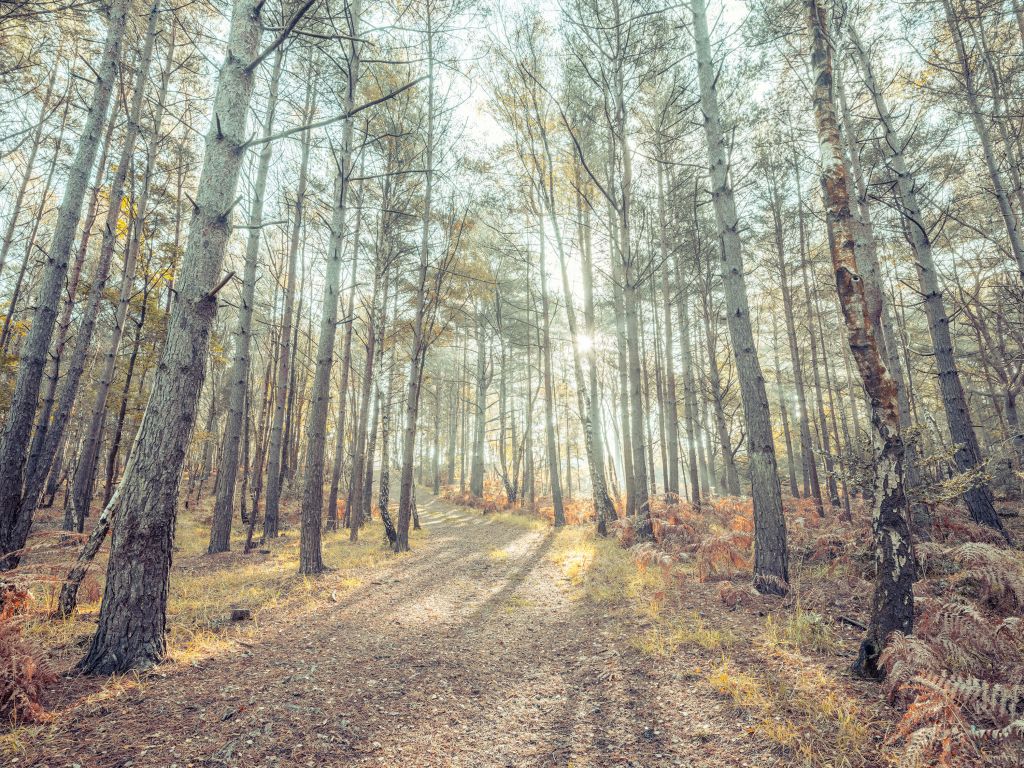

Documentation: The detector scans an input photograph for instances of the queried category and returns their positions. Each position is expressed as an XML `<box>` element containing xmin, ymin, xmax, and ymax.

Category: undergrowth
<box><xmin>7</xmin><ymin>496</ymin><xmax>423</xmax><ymax>732</ymax></box>
<box><xmin>880</xmin><ymin>522</ymin><xmax>1024</xmax><ymax>767</ymax></box>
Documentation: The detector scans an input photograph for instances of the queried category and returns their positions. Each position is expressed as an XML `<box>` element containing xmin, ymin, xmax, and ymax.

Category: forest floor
<box><xmin>7</xmin><ymin>493</ymin><xmax>893</xmax><ymax>768</ymax></box>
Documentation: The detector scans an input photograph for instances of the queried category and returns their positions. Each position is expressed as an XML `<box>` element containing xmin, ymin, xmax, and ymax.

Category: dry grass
<box><xmin>14</xmin><ymin>496</ymin><xmax>425</xmax><ymax>679</ymax></box>
<box><xmin>554</xmin><ymin>503</ymin><xmax>879</xmax><ymax>768</ymax></box>
<box><xmin>632</xmin><ymin>612</ymin><xmax>736</xmax><ymax>656</ymax></box>
<box><xmin>707</xmin><ymin>654</ymin><xmax>873</xmax><ymax>768</ymax></box>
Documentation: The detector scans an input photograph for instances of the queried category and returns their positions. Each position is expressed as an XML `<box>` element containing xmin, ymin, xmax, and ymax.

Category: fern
<box><xmin>882</xmin><ymin>537</ymin><xmax>1024</xmax><ymax>767</ymax></box>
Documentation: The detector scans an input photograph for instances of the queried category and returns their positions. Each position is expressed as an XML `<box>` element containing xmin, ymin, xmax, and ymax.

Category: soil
<box><xmin>17</xmin><ymin>496</ymin><xmax>785</xmax><ymax>768</ymax></box>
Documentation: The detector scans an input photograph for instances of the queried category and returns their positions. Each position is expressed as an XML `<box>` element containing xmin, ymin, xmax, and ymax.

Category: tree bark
<box><xmin>807</xmin><ymin>0</ymin><xmax>914</xmax><ymax>679</ymax></box>
<box><xmin>0</xmin><ymin>0</ymin><xmax>132</xmax><ymax>567</ymax></box>
<box><xmin>693</xmin><ymin>0</ymin><xmax>788</xmax><ymax>593</ymax></box>
<box><xmin>75</xmin><ymin>0</ymin><xmax>264</xmax><ymax>673</ymax></box>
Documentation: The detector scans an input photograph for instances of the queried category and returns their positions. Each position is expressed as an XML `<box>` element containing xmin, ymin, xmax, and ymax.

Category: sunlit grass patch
<box><xmin>503</xmin><ymin>595</ymin><xmax>534</xmax><ymax>612</ymax></box>
<box><xmin>761</xmin><ymin>605</ymin><xmax>840</xmax><ymax>655</ymax></box>
<box><xmin>490</xmin><ymin>511</ymin><xmax>548</xmax><ymax>531</ymax></box>
<box><xmin>549</xmin><ymin>526</ymin><xmax>665</xmax><ymax>604</ymax></box>
<box><xmin>487</xmin><ymin>547</ymin><xmax>511</xmax><ymax>561</ymax></box>
<box><xmin>633</xmin><ymin>612</ymin><xmax>736</xmax><ymax>656</ymax></box>
<box><xmin>707</xmin><ymin>654</ymin><xmax>873</xmax><ymax>768</ymax></box>
<box><xmin>0</xmin><ymin>723</ymin><xmax>45</xmax><ymax>757</ymax></box>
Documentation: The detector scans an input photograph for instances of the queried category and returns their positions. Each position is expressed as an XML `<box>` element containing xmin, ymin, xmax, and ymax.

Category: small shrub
<box><xmin>0</xmin><ymin>599</ymin><xmax>56</xmax><ymax>724</ymax></box>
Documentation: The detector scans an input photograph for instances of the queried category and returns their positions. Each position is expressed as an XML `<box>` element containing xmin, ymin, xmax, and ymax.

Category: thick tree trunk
<box><xmin>77</xmin><ymin>0</ymin><xmax>264</xmax><ymax>673</ymax></box>
<box><xmin>807</xmin><ymin>0</ymin><xmax>914</xmax><ymax>679</ymax></box>
<box><xmin>693</xmin><ymin>0</ymin><xmax>788</xmax><ymax>593</ymax></box>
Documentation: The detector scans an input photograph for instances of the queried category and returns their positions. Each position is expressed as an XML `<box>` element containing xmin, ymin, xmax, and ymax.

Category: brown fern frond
<box><xmin>696</xmin><ymin>531</ymin><xmax>753</xmax><ymax>582</ymax></box>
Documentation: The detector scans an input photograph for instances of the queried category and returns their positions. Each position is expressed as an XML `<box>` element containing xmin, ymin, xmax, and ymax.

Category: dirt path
<box><xmin>19</xmin><ymin>497</ymin><xmax>779</xmax><ymax>768</ymax></box>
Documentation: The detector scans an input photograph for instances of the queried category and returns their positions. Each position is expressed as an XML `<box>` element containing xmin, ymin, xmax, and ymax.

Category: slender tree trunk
<box><xmin>68</xmin><ymin>18</ymin><xmax>175</xmax><ymax>535</ymax></box>
<box><xmin>693</xmin><ymin>0</ymin><xmax>788</xmax><ymax>592</ymax></box>
<box><xmin>538</xmin><ymin>219</ymin><xmax>565</xmax><ymax>526</ymax></box>
<box><xmin>326</xmin><ymin>190</ymin><xmax>362</xmax><ymax>531</ymax></box>
<box><xmin>209</xmin><ymin>46</ymin><xmax>285</xmax><ymax>553</ymax></box>
<box><xmin>0</xmin><ymin>0</ymin><xmax>132</xmax><ymax>567</ymax></box>
<box><xmin>674</xmin><ymin>255</ymin><xmax>703</xmax><ymax>506</ymax></box>
<box><xmin>394</xmin><ymin>13</ymin><xmax>435</xmax><ymax>552</ymax></box>
<box><xmin>298</xmin><ymin>33</ymin><xmax>355</xmax><ymax>570</ymax></box>
<box><xmin>263</xmin><ymin>93</ymin><xmax>309</xmax><ymax>540</ymax></box>
<box><xmin>469</xmin><ymin>309</ymin><xmax>489</xmax><ymax>498</ymax></box>
<box><xmin>0</xmin><ymin>63</ymin><xmax>56</xmax><ymax>279</ymax></box>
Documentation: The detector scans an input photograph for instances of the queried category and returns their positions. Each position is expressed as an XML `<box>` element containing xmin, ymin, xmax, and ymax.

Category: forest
<box><xmin>1</xmin><ymin>0</ymin><xmax>1023</xmax><ymax>764</ymax></box>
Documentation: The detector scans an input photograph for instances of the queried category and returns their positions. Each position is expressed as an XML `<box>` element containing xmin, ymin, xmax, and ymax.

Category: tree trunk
<box><xmin>0</xmin><ymin>0</ymin><xmax>132</xmax><ymax>568</ymax></box>
<box><xmin>77</xmin><ymin>0</ymin><xmax>264</xmax><ymax>672</ymax></box>
<box><xmin>298</xmin><ymin>26</ymin><xmax>356</xmax><ymax>570</ymax></box>
<box><xmin>68</xmin><ymin>18</ymin><xmax>175</xmax><ymax>535</ymax></box>
<box><xmin>807</xmin><ymin>0</ymin><xmax>914</xmax><ymax>679</ymax></box>
<box><xmin>391</xmin><ymin>11</ymin><xmax>437</xmax><ymax>554</ymax></box>
<box><xmin>693</xmin><ymin>0</ymin><xmax>788</xmax><ymax>593</ymax></box>
<box><xmin>850</xmin><ymin>25</ymin><xmax>1005</xmax><ymax>538</ymax></box>
<box><xmin>538</xmin><ymin>219</ymin><xmax>565</xmax><ymax>526</ymax></box>
<box><xmin>209</xmin><ymin>46</ymin><xmax>285</xmax><ymax>553</ymax></box>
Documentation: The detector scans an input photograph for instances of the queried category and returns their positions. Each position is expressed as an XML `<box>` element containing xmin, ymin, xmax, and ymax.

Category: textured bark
<box><xmin>209</xmin><ymin>47</ymin><xmax>285</xmax><ymax>553</ymax></box>
<box><xmin>850</xmin><ymin>26</ymin><xmax>1005</xmax><ymax>538</ymax></box>
<box><xmin>693</xmin><ymin>0</ymin><xmax>788</xmax><ymax>593</ymax></box>
<box><xmin>834</xmin><ymin>56</ymin><xmax>923</xmax><ymax>517</ymax></box>
<box><xmin>77</xmin><ymin>0</ymin><xmax>263</xmax><ymax>674</ymax></box>
<box><xmin>807</xmin><ymin>0</ymin><xmax>914</xmax><ymax>679</ymax></box>
<box><xmin>0</xmin><ymin>0</ymin><xmax>132</xmax><ymax>568</ymax></box>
